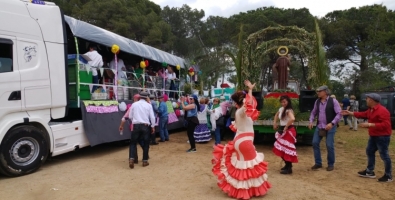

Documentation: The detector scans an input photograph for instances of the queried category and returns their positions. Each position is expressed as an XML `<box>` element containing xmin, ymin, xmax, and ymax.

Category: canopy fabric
<box><xmin>64</xmin><ymin>16</ymin><xmax>185</xmax><ymax>68</ymax></box>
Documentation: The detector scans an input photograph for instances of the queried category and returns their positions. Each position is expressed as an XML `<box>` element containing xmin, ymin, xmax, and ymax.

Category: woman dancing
<box><xmin>272</xmin><ymin>95</ymin><xmax>298</xmax><ymax>174</ymax></box>
<box><xmin>212</xmin><ymin>80</ymin><xmax>271</xmax><ymax>200</ymax></box>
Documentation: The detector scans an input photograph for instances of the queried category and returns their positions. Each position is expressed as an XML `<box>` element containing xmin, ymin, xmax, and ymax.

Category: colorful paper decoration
<box><xmin>189</xmin><ymin>71</ymin><xmax>195</xmax><ymax>76</ymax></box>
<box><xmin>111</xmin><ymin>44</ymin><xmax>120</xmax><ymax>54</ymax></box>
<box><xmin>145</xmin><ymin>60</ymin><xmax>149</xmax><ymax>67</ymax></box>
<box><xmin>176</xmin><ymin>64</ymin><xmax>181</xmax><ymax>70</ymax></box>
<box><xmin>162</xmin><ymin>62</ymin><xmax>168</xmax><ymax>68</ymax></box>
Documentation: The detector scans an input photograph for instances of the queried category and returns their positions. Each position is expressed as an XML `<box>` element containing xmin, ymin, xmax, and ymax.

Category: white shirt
<box><xmin>110</xmin><ymin>59</ymin><xmax>127</xmax><ymax>79</ymax></box>
<box><xmin>129</xmin><ymin>99</ymin><xmax>156</xmax><ymax>127</ymax></box>
<box><xmin>278</xmin><ymin>107</ymin><xmax>294</xmax><ymax>126</ymax></box>
<box><xmin>165</xmin><ymin>69</ymin><xmax>176</xmax><ymax>80</ymax></box>
<box><xmin>84</xmin><ymin>50</ymin><xmax>103</xmax><ymax>76</ymax></box>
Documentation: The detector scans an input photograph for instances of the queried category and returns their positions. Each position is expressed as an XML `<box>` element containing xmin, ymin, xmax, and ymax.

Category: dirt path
<box><xmin>1</xmin><ymin>127</ymin><xmax>394</xmax><ymax>200</ymax></box>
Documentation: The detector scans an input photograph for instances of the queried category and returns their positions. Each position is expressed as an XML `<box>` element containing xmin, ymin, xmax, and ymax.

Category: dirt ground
<box><xmin>1</xmin><ymin>125</ymin><xmax>394</xmax><ymax>200</ymax></box>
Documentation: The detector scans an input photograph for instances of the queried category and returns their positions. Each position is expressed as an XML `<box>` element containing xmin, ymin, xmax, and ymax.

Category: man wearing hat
<box><xmin>342</xmin><ymin>93</ymin><xmax>392</xmax><ymax>182</ymax></box>
<box><xmin>308</xmin><ymin>85</ymin><xmax>342</xmax><ymax>171</ymax></box>
<box><xmin>126</xmin><ymin>91</ymin><xmax>156</xmax><ymax>169</ymax></box>
<box><xmin>157</xmin><ymin>94</ymin><xmax>169</xmax><ymax>142</ymax></box>
<box><xmin>149</xmin><ymin>94</ymin><xmax>159</xmax><ymax>145</ymax></box>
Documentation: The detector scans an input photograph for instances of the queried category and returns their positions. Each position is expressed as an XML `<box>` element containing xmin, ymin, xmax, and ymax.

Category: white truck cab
<box><xmin>0</xmin><ymin>0</ymin><xmax>74</xmax><ymax>176</ymax></box>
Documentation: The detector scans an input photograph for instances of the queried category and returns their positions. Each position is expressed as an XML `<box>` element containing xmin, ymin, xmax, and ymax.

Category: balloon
<box><xmin>189</xmin><ymin>72</ymin><xmax>195</xmax><ymax>76</ymax></box>
<box><xmin>119</xmin><ymin>102</ymin><xmax>127</xmax><ymax>112</ymax></box>
<box><xmin>140</xmin><ymin>61</ymin><xmax>146</xmax><ymax>68</ymax></box>
<box><xmin>188</xmin><ymin>67</ymin><xmax>194</xmax><ymax>72</ymax></box>
<box><xmin>198</xmin><ymin>71</ymin><xmax>202</xmax><ymax>75</ymax></box>
<box><xmin>176</xmin><ymin>64</ymin><xmax>181</xmax><ymax>70</ymax></box>
<box><xmin>172</xmin><ymin>102</ymin><xmax>178</xmax><ymax>108</ymax></box>
<box><xmin>111</xmin><ymin>44</ymin><xmax>120</xmax><ymax>54</ymax></box>
<box><xmin>162</xmin><ymin>62</ymin><xmax>167</xmax><ymax>67</ymax></box>
<box><xmin>145</xmin><ymin>60</ymin><xmax>149</xmax><ymax>67</ymax></box>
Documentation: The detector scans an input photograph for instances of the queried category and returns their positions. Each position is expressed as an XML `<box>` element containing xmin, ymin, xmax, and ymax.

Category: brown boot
<box><xmin>129</xmin><ymin>159</ymin><xmax>134</xmax><ymax>169</ymax></box>
<box><xmin>142</xmin><ymin>161</ymin><xmax>149</xmax><ymax>167</ymax></box>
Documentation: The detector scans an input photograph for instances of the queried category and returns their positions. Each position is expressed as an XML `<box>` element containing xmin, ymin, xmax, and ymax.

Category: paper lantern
<box><xmin>198</xmin><ymin>71</ymin><xmax>202</xmax><ymax>75</ymax></box>
<box><xmin>176</xmin><ymin>64</ymin><xmax>181</xmax><ymax>70</ymax></box>
<box><xmin>140</xmin><ymin>61</ymin><xmax>146</xmax><ymax>68</ymax></box>
<box><xmin>162</xmin><ymin>62</ymin><xmax>167</xmax><ymax>68</ymax></box>
<box><xmin>189</xmin><ymin>72</ymin><xmax>194</xmax><ymax>76</ymax></box>
<box><xmin>188</xmin><ymin>67</ymin><xmax>194</xmax><ymax>72</ymax></box>
<box><xmin>119</xmin><ymin>102</ymin><xmax>127</xmax><ymax>112</ymax></box>
<box><xmin>111</xmin><ymin>44</ymin><xmax>120</xmax><ymax>54</ymax></box>
<box><xmin>145</xmin><ymin>60</ymin><xmax>149</xmax><ymax>67</ymax></box>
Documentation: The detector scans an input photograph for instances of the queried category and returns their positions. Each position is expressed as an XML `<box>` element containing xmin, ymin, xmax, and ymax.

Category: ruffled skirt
<box><xmin>272</xmin><ymin>127</ymin><xmax>298</xmax><ymax>163</ymax></box>
<box><xmin>194</xmin><ymin>124</ymin><xmax>211</xmax><ymax>142</ymax></box>
<box><xmin>212</xmin><ymin>132</ymin><xmax>271</xmax><ymax>199</ymax></box>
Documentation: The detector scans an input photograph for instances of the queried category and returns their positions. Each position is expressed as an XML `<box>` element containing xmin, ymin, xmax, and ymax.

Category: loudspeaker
<box><xmin>299</xmin><ymin>90</ymin><xmax>316</xmax><ymax>112</ymax></box>
<box><xmin>252</xmin><ymin>91</ymin><xmax>263</xmax><ymax>110</ymax></box>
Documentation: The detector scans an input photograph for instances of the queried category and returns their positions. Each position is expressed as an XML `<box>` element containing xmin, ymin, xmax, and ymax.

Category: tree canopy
<box><xmin>51</xmin><ymin>0</ymin><xmax>395</xmax><ymax>96</ymax></box>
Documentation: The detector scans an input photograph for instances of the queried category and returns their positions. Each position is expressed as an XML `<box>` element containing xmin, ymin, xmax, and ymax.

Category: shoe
<box><xmin>142</xmin><ymin>161</ymin><xmax>149</xmax><ymax>167</ymax></box>
<box><xmin>165</xmin><ymin>138</ymin><xmax>169</xmax><ymax>141</ymax></box>
<box><xmin>158</xmin><ymin>140</ymin><xmax>165</xmax><ymax>142</ymax></box>
<box><xmin>311</xmin><ymin>164</ymin><xmax>322</xmax><ymax>170</ymax></box>
<box><xmin>280</xmin><ymin>168</ymin><xmax>293</xmax><ymax>174</ymax></box>
<box><xmin>129</xmin><ymin>159</ymin><xmax>134</xmax><ymax>169</ymax></box>
<box><xmin>349</xmin><ymin>127</ymin><xmax>353</xmax><ymax>130</ymax></box>
<box><xmin>378</xmin><ymin>174</ymin><xmax>393</xmax><ymax>182</ymax></box>
<box><xmin>358</xmin><ymin>169</ymin><xmax>376</xmax><ymax>178</ymax></box>
<box><xmin>151</xmin><ymin>142</ymin><xmax>159</xmax><ymax>145</ymax></box>
<box><xmin>186</xmin><ymin>148</ymin><xmax>196</xmax><ymax>153</ymax></box>
<box><xmin>327</xmin><ymin>166</ymin><xmax>334</xmax><ymax>171</ymax></box>
<box><xmin>281</xmin><ymin>165</ymin><xmax>287</xmax><ymax>171</ymax></box>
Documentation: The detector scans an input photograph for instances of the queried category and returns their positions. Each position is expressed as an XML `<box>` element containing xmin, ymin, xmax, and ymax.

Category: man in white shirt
<box><xmin>84</xmin><ymin>44</ymin><xmax>103</xmax><ymax>93</ymax></box>
<box><xmin>127</xmin><ymin>91</ymin><xmax>156</xmax><ymax>169</ymax></box>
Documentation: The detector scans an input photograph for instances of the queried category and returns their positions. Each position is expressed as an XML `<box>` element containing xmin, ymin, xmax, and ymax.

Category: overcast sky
<box><xmin>151</xmin><ymin>0</ymin><xmax>395</xmax><ymax>18</ymax></box>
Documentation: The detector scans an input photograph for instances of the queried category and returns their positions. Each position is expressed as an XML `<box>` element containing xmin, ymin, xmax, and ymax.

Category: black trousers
<box><xmin>129</xmin><ymin>124</ymin><xmax>151</xmax><ymax>161</ymax></box>
<box><xmin>186</xmin><ymin>122</ymin><xmax>198</xmax><ymax>149</ymax></box>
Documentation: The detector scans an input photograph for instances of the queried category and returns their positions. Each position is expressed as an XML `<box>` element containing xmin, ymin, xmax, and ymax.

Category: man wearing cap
<box><xmin>308</xmin><ymin>85</ymin><xmax>342</xmax><ymax>171</ymax></box>
<box><xmin>342</xmin><ymin>93</ymin><xmax>393</xmax><ymax>182</ymax></box>
<box><xmin>125</xmin><ymin>91</ymin><xmax>155</xmax><ymax>168</ymax></box>
<box><xmin>149</xmin><ymin>94</ymin><xmax>159</xmax><ymax>145</ymax></box>
<box><xmin>157</xmin><ymin>94</ymin><xmax>169</xmax><ymax>142</ymax></box>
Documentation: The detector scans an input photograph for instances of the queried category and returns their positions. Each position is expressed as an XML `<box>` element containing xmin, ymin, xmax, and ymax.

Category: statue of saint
<box><xmin>273</xmin><ymin>47</ymin><xmax>290</xmax><ymax>89</ymax></box>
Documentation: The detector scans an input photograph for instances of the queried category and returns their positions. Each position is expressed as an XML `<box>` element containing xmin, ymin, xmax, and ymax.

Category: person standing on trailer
<box><xmin>84</xmin><ymin>44</ymin><xmax>103</xmax><ymax>93</ymax></box>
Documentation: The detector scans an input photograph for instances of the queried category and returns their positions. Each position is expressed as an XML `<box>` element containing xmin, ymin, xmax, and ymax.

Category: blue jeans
<box><xmin>214</xmin><ymin>127</ymin><xmax>221</xmax><ymax>145</ymax></box>
<box><xmin>91</xmin><ymin>75</ymin><xmax>99</xmax><ymax>93</ymax></box>
<box><xmin>312</xmin><ymin>126</ymin><xmax>336</xmax><ymax>166</ymax></box>
<box><xmin>366</xmin><ymin>136</ymin><xmax>392</xmax><ymax>177</ymax></box>
<box><xmin>159</xmin><ymin>116</ymin><xmax>169</xmax><ymax>141</ymax></box>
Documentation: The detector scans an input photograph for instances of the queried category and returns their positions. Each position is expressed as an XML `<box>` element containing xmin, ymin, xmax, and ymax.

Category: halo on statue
<box><xmin>277</xmin><ymin>46</ymin><xmax>288</xmax><ymax>56</ymax></box>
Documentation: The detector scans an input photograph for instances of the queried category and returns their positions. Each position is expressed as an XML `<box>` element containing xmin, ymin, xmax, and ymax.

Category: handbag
<box><xmin>216</xmin><ymin>116</ymin><xmax>225</xmax><ymax>127</ymax></box>
<box><xmin>319</xmin><ymin>129</ymin><xmax>327</xmax><ymax>137</ymax></box>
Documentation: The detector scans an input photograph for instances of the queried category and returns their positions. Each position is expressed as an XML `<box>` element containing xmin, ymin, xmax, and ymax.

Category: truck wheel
<box><xmin>0</xmin><ymin>125</ymin><xmax>49</xmax><ymax>177</ymax></box>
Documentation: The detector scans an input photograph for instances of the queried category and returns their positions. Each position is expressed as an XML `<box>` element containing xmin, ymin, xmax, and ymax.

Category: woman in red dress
<box><xmin>272</xmin><ymin>95</ymin><xmax>298</xmax><ymax>174</ymax></box>
<box><xmin>212</xmin><ymin>80</ymin><xmax>271</xmax><ymax>200</ymax></box>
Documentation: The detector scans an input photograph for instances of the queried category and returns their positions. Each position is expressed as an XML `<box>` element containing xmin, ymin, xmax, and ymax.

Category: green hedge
<box><xmin>258</xmin><ymin>98</ymin><xmax>311</xmax><ymax>121</ymax></box>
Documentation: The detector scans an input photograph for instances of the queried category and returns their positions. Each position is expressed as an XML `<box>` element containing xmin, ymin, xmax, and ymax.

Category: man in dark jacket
<box><xmin>308</xmin><ymin>85</ymin><xmax>342</xmax><ymax>171</ymax></box>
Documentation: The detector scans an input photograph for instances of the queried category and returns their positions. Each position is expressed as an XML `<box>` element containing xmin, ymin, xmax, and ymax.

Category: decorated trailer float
<box><xmin>0</xmin><ymin>0</ymin><xmax>186</xmax><ymax>177</ymax></box>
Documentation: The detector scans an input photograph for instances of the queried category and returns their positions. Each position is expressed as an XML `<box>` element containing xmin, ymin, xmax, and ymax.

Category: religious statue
<box><xmin>273</xmin><ymin>46</ymin><xmax>290</xmax><ymax>90</ymax></box>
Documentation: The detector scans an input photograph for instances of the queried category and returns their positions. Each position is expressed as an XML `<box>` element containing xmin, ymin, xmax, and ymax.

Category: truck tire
<box><xmin>0</xmin><ymin>125</ymin><xmax>49</xmax><ymax>177</ymax></box>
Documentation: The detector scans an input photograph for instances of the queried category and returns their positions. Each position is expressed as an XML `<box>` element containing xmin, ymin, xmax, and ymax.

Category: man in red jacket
<box><xmin>342</xmin><ymin>93</ymin><xmax>393</xmax><ymax>182</ymax></box>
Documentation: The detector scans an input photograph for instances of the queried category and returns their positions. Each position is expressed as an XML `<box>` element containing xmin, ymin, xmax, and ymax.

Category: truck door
<box><xmin>0</xmin><ymin>36</ymin><xmax>22</xmax><ymax>119</ymax></box>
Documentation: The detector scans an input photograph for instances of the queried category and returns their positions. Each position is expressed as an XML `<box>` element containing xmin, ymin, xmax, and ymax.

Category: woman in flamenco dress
<box><xmin>212</xmin><ymin>80</ymin><xmax>271</xmax><ymax>200</ymax></box>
